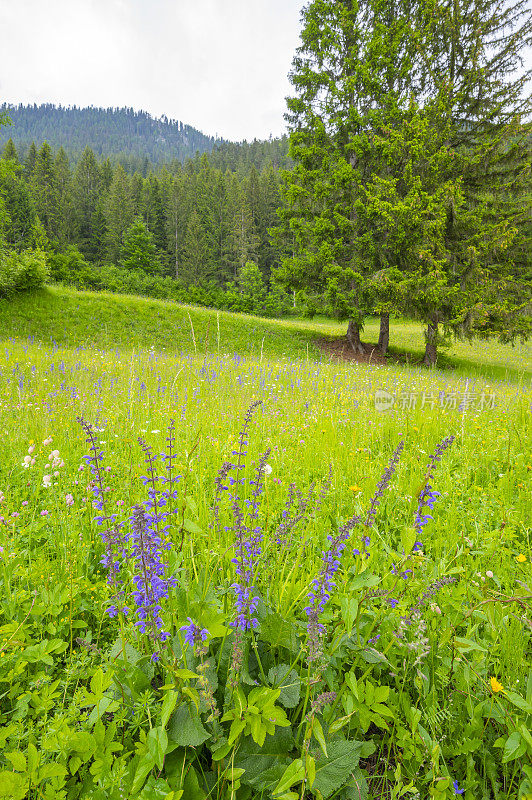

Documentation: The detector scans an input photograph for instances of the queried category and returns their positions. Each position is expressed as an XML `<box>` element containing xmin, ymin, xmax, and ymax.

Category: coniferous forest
<box><xmin>0</xmin><ymin>111</ymin><xmax>293</xmax><ymax>316</ymax></box>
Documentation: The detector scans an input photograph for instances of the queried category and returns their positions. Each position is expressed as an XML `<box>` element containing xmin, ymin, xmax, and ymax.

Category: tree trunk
<box><xmin>423</xmin><ymin>319</ymin><xmax>438</xmax><ymax>366</ymax></box>
<box><xmin>378</xmin><ymin>313</ymin><xmax>389</xmax><ymax>355</ymax></box>
<box><xmin>347</xmin><ymin>320</ymin><xmax>366</xmax><ymax>355</ymax></box>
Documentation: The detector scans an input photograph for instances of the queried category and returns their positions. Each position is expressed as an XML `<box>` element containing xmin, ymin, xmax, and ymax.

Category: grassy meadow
<box><xmin>0</xmin><ymin>287</ymin><xmax>531</xmax><ymax>800</ymax></box>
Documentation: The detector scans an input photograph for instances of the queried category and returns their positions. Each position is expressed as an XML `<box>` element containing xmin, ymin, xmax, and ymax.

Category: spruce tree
<box><xmin>119</xmin><ymin>218</ymin><xmax>161</xmax><ymax>274</ymax></box>
<box><xmin>280</xmin><ymin>0</ymin><xmax>531</xmax><ymax>362</ymax></box>
<box><xmin>72</xmin><ymin>147</ymin><xmax>101</xmax><ymax>257</ymax></box>
<box><xmin>104</xmin><ymin>164</ymin><xmax>134</xmax><ymax>261</ymax></box>
<box><xmin>2</xmin><ymin>139</ymin><xmax>18</xmax><ymax>163</ymax></box>
<box><xmin>32</xmin><ymin>142</ymin><xmax>59</xmax><ymax>238</ymax></box>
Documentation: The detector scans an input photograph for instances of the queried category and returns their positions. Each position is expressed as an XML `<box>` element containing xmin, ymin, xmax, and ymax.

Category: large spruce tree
<box><xmin>279</xmin><ymin>0</ymin><xmax>531</xmax><ymax>362</ymax></box>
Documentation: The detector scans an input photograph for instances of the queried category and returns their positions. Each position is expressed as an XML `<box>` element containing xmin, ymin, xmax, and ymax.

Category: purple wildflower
<box><xmin>129</xmin><ymin>504</ymin><xmax>175</xmax><ymax>647</ymax></box>
<box><xmin>413</xmin><ymin>435</ymin><xmax>455</xmax><ymax>551</ymax></box>
<box><xmin>78</xmin><ymin>417</ymin><xmax>127</xmax><ymax>613</ymax></box>
<box><xmin>453</xmin><ymin>780</ymin><xmax>464</xmax><ymax>795</ymax></box>
<box><xmin>181</xmin><ymin>618</ymin><xmax>209</xmax><ymax>648</ymax></box>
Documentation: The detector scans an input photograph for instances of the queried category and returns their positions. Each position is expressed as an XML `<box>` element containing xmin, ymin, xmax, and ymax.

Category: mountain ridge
<box><xmin>0</xmin><ymin>102</ymin><xmax>227</xmax><ymax>164</ymax></box>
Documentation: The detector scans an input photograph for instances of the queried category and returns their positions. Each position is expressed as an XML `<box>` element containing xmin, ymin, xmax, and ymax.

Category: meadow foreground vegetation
<box><xmin>0</xmin><ymin>302</ymin><xmax>531</xmax><ymax>800</ymax></box>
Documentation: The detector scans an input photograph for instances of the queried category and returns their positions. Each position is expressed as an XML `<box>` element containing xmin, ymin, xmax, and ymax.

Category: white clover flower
<box><xmin>486</xmin><ymin>570</ymin><xmax>494</xmax><ymax>579</ymax></box>
<box><xmin>264</xmin><ymin>464</ymin><xmax>272</xmax><ymax>475</ymax></box>
<box><xmin>23</xmin><ymin>455</ymin><xmax>32</xmax><ymax>468</ymax></box>
<box><xmin>42</xmin><ymin>475</ymin><xmax>52</xmax><ymax>488</ymax></box>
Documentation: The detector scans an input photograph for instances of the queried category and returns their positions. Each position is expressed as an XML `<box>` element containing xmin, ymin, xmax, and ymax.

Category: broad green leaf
<box><xmin>5</xmin><ymin>752</ymin><xmax>26</xmax><ymax>772</ymax></box>
<box><xmin>161</xmin><ymin>690</ymin><xmax>179</xmax><ymax>728</ymax></box>
<box><xmin>234</xmin><ymin>729</ymin><xmax>294</xmax><ymax>787</ymax></box>
<box><xmin>343</xmin><ymin>767</ymin><xmax>369</xmax><ymax>800</ymax></box>
<box><xmin>313</xmin><ymin>740</ymin><xmax>363</xmax><ymax>799</ymax></box>
<box><xmin>147</xmin><ymin>727</ymin><xmax>168</xmax><ymax>770</ymax></box>
<box><xmin>268</xmin><ymin>664</ymin><xmax>301</xmax><ymax>709</ymax></box>
<box><xmin>183</xmin><ymin>518</ymin><xmax>202</xmax><ymax>534</ymax></box>
<box><xmin>312</xmin><ymin>718</ymin><xmax>328</xmax><ymax>758</ymax></box>
<box><xmin>502</xmin><ymin>731</ymin><xmax>526</xmax><ymax>763</ymax></box>
<box><xmin>37</xmin><ymin>763</ymin><xmax>68</xmax><ymax>782</ymax></box>
<box><xmin>306</xmin><ymin>755</ymin><xmax>316</xmax><ymax>789</ymax></box>
<box><xmin>504</xmin><ymin>691</ymin><xmax>532</xmax><ymax>715</ymax></box>
<box><xmin>401</xmin><ymin>526</ymin><xmax>416</xmax><ymax>555</ymax></box>
<box><xmin>138</xmin><ymin>776</ymin><xmax>175</xmax><ymax>800</ymax></box>
<box><xmin>0</xmin><ymin>771</ymin><xmax>28</xmax><ymax>800</ymax></box>
<box><xmin>273</xmin><ymin>759</ymin><xmax>305</xmax><ymax>797</ymax></box>
<box><xmin>260</xmin><ymin>613</ymin><xmax>299</xmax><ymax>654</ymax></box>
<box><xmin>168</xmin><ymin>704</ymin><xmax>210</xmax><ymax>747</ymax></box>
<box><xmin>131</xmin><ymin>752</ymin><xmax>156</xmax><ymax>795</ymax></box>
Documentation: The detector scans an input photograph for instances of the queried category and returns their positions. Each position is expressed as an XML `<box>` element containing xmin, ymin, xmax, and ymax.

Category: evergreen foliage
<box><xmin>278</xmin><ymin>0</ymin><xmax>531</xmax><ymax>362</ymax></box>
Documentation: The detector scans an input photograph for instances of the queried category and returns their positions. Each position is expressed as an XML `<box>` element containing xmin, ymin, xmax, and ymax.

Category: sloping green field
<box><xmin>1</xmin><ymin>286</ymin><xmax>531</xmax><ymax>382</ymax></box>
<box><xmin>0</xmin><ymin>287</ymin><xmax>530</xmax><ymax>799</ymax></box>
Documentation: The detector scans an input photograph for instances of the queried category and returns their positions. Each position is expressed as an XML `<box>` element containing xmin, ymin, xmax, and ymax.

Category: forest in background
<box><xmin>0</xmin><ymin>117</ymin><xmax>295</xmax><ymax>316</ymax></box>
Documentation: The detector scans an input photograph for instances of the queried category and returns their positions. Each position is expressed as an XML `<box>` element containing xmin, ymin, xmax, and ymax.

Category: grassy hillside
<box><xmin>0</xmin><ymin>287</ymin><xmax>531</xmax><ymax>798</ymax></box>
<box><xmin>0</xmin><ymin>285</ymin><xmax>530</xmax><ymax>381</ymax></box>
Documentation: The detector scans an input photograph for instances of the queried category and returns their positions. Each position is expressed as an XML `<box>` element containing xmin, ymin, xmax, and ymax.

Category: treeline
<box><xmin>0</xmin><ymin>134</ymin><xmax>294</xmax><ymax>315</ymax></box>
<box><xmin>0</xmin><ymin>104</ymin><xmax>220</xmax><ymax>165</ymax></box>
<box><xmin>0</xmin><ymin>104</ymin><xmax>292</xmax><ymax>175</ymax></box>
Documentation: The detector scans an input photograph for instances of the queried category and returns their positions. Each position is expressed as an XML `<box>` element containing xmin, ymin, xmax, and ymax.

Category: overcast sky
<box><xmin>1</xmin><ymin>0</ymin><xmax>530</xmax><ymax>143</ymax></box>
<box><xmin>0</xmin><ymin>0</ymin><xmax>306</xmax><ymax>142</ymax></box>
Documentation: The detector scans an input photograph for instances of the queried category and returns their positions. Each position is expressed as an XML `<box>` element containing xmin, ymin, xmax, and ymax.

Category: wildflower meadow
<box><xmin>0</xmin><ymin>323</ymin><xmax>531</xmax><ymax>800</ymax></box>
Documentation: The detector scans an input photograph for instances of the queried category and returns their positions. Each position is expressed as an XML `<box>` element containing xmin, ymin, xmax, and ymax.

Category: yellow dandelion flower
<box><xmin>516</xmin><ymin>554</ymin><xmax>526</xmax><ymax>563</ymax></box>
<box><xmin>490</xmin><ymin>677</ymin><xmax>504</xmax><ymax>693</ymax></box>
<box><xmin>349</xmin><ymin>485</ymin><xmax>361</xmax><ymax>492</ymax></box>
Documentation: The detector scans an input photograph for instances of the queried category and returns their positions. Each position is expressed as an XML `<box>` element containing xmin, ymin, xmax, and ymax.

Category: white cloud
<box><xmin>0</xmin><ymin>1</ymin><xmax>529</xmax><ymax>142</ymax></box>
<box><xmin>0</xmin><ymin>0</ymin><xmax>305</xmax><ymax>141</ymax></box>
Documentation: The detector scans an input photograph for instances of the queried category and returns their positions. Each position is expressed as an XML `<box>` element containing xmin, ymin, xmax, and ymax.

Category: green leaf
<box><xmin>182</xmin><ymin>764</ymin><xmax>206</xmax><ymax>800</ymax></box>
<box><xmin>167</xmin><ymin>704</ymin><xmax>210</xmax><ymax>747</ymax></box>
<box><xmin>313</xmin><ymin>740</ymin><xmax>363</xmax><ymax>799</ymax></box>
<box><xmin>147</xmin><ymin>727</ymin><xmax>168</xmax><ymax>770</ymax></box>
<box><xmin>88</xmin><ymin>695</ymin><xmax>120</xmax><ymax>726</ymax></box>
<box><xmin>235</xmin><ymin>729</ymin><xmax>294</xmax><ymax>788</ymax></box>
<box><xmin>502</xmin><ymin>731</ymin><xmax>526</xmax><ymax>763</ymax></box>
<box><xmin>131</xmin><ymin>752</ymin><xmax>156</xmax><ymax>795</ymax></box>
<box><xmin>161</xmin><ymin>690</ymin><xmax>179</xmax><ymax>728</ymax></box>
<box><xmin>0</xmin><ymin>771</ymin><xmax>28</xmax><ymax>800</ymax></box>
<box><xmin>27</xmin><ymin>743</ymin><xmax>39</xmax><ymax>776</ymax></box>
<box><xmin>268</xmin><ymin>664</ymin><xmax>301</xmax><ymax>709</ymax></box>
<box><xmin>260</xmin><ymin>613</ymin><xmax>299</xmax><ymax>654</ymax></box>
<box><xmin>5</xmin><ymin>752</ymin><xmax>26</xmax><ymax>772</ymax></box>
<box><xmin>109</xmin><ymin>637</ymin><xmax>142</xmax><ymax>664</ymax></box>
<box><xmin>36</xmin><ymin>763</ymin><xmax>68</xmax><ymax>782</ymax></box>
<box><xmin>138</xmin><ymin>776</ymin><xmax>174</xmax><ymax>800</ymax></box>
<box><xmin>272</xmin><ymin>759</ymin><xmax>305</xmax><ymax>797</ymax></box>
<box><xmin>504</xmin><ymin>691</ymin><xmax>532</xmax><ymax>715</ymax></box>
<box><xmin>312</xmin><ymin>718</ymin><xmax>328</xmax><ymax>758</ymax></box>
<box><xmin>343</xmin><ymin>767</ymin><xmax>369</xmax><ymax>800</ymax></box>
<box><xmin>183</xmin><ymin>518</ymin><xmax>202</xmax><ymax>535</ymax></box>
<box><xmin>228</xmin><ymin>718</ymin><xmax>246</xmax><ymax>745</ymax></box>
<box><xmin>306</xmin><ymin>755</ymin><xmax>316</xmax><ymax>789</ymax></box>
<box><xmin>401</xmin><ymin>526</ymin><xmax>416</xmax><ymax>555</ymax></box>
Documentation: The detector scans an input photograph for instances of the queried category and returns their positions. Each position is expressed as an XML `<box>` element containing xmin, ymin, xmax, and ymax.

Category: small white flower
<box><xmin>42</xmin><ymin>475</ymin><xmax>52</xmax><ymax>488</ymax></box>
<box><xmin>264</xmin><ymin>464</ymin><xmax>272</xmax><ymax>476</ymax></box>
<box><xmin>486</xmin><ymin>570</ymin><xmax>494</xmax><ymax>579</ymax></box>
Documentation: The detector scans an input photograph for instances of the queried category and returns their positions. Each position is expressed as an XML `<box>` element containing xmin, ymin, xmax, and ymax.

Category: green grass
<box><xmin>1</xmin><ymin>286</ymin><xmax>530</xmax><ymax>383</ymax></box>
<box><xmin>0</xmin><ymin>287</ymin><xmax>531</xmax><ymax>798</ymax></box>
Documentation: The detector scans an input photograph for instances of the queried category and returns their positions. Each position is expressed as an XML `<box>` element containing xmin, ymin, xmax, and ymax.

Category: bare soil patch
<box><xmin>316</xmin><ymin>336</ymin><xmax>390</xmax><ymax>365</ymax></box>
<box><xmin>316</xmin><ymin>336</ymin><xmax>425</xmax><ymax>367</ymax></box>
